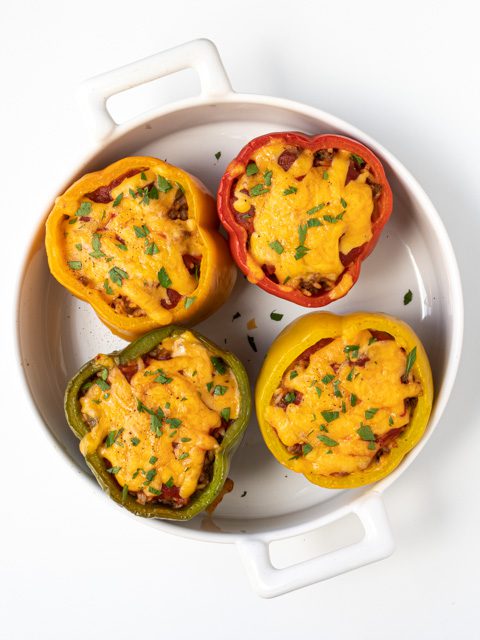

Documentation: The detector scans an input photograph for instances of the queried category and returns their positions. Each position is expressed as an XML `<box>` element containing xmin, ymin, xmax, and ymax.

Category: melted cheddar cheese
<box><xmin>79</xmin><ymin>331</ymin><xmax>239</xmax><ymax>502</ymax></box>
<box><xmin>233</xmin><ymin>143</ymin><xmax>375</xmax><ymax>291</ymax></box>
<box><xmin>62</xmin><ymin>167</ymin><xmax>202</xmax><ymax>323</ymax></box>
<box><xmin>264</xmin><ymin>330</ymin><xmax>422</xmax><ymax>477</ymax></box>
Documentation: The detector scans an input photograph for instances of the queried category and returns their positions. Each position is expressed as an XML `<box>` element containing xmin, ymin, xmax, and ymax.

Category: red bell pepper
<box><xmin>217</xmin><ymin>132</ymin><xmax>393</xmax><ymax>306</ymax></box>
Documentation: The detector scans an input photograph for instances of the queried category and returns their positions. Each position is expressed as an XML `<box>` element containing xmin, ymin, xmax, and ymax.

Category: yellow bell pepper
<box><xmin>45</xmin><ymin>156</ymin><xmax>236</xmax><ymax>341</ymax></box>
<box><xmin>255</xmin><ymin>311</ymin><xmax>433</xmax><ymax>488</ymax></box>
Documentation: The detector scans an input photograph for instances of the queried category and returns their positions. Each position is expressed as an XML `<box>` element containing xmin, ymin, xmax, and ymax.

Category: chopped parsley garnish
<box><xmin>105</xmin><ymin>428</ymin><xmax>123</xmax><ymax>448</ymax></box>
<box><xmin>290</xmin><ymin>370</ymin><xmax>298</xmax><ymax>380</ymax></box>
<box><xmin>109</xmin><ymin>266</ymin><xmax>128</xmax><ymax>286</ymax></box>
<box><xmin>75</xmin><ymin>243</ymin><xmax>82</xmax><ymax>251</ymax></box>
<box><xmin>298</xmin><ymin>223</ymin><xmax>308</xmax><ymax>245</ymax></box>
<box><xmin>249</xmin><ymin>183</ymin><xmax>269</xmax><ymax>196</ymax></box>
<box><xmin>283</xmin><ymin>392</ymin><xmax>296</xmax><ymax>404</ymax></box>
<box><xmin>154</xmin><ymin>370</ymin><xmax>173</xmax><ymax>384</ymax></box>
<box><xmin>294</xmin><ymin>245</ymin><xmax>309</xmax><ymax>260</ymax></box>
<box><xmin>350</xmin><ymin>153</ymin><xmax>365</xmax><ymax>167</ymax></box>
<box><xmin>270</xmin><ymin>310</ymin><xmax>283</xmax><ymax>321</ymax></box>
<box><xmin>346</xmin><ymin>367</ymin><xmax>355</xmax><ymax>382</ymax></box>
<box><xmin>157</xmin><ymin>267</ymin><xmax>172</xmax><ymax>288</ymax></box>
<box><xmin>95</xmin><ymin>378</ymin><xmax>110</xmax><ymax>392</ymax></box>
<box><xmin>368</xmin><ymin>336</ymin><xmax>377</xmax><ymax>345</ymax></box>
<box><xmin>178</xmin><ymin>452</ymin><xmax>189</xmax><ymax>460</ymax></box>
<box><xmin>404</xmin><ymin>289</ymin><xmax>413</xmax><ymax>305</ymax></box>
<box><xmin>350</xmin><ymin>393</ymin><xmax>358</xmax><ymax>407</ymax></box>
<box><xmin>165</xmin><ymin>476</ymin><xmax>174</xmax><ymax>488</ymax></box>
<box><xmin>321</xmin><ymin>410</ymin><xmax>339</xmax><ymax>423</ymax></box>
<box><xmin>131</xmin><ymin>437</ymin><xmax>140</xmax><ymax>446</ymax></box>
<box><xmin>116</xmin><ymin>242</ymin><xmax>127</xmax><ymax>251</ymax></box>
<box><xmin>113</xmin><ymin>193</ymin><xmax>123</xmax><ymax>207</ymax></box>
<box><xmin>263</xmin><ymin>170</ymin><xmax>272</xmax><ymax>186</ymax></box>
<box><xmin>145</xmin><ymin>240</ymin><xmax>159</xmax><ymax>255</ymax></box>
<box><xmin>74</xmin><ymin>202</ymin><xmax>92</xmax><ymax>217</ymax></box>
<box><xmin>323</xmin><ymin>171</ymin><xmax>329</xmax><ymax>180</ymax></box>
<box><xmin>220</xmin><ymin>407</ymin><xmax>231</xmax><ymax>422</ymax></box>
<box><xmin>141</xmin><ymin>172</ymin><xmax>147</xmax><ymax>180</ymax></box>
<box><xmin>340</xmin><ymin>198</ymin><xmax>348</xmax><ymax>208</ymax></box>
<box><xmin>157</xmin><ymin>175</ymin><xmax>172</xmax><ymax>192</ymax></box>
<box><xmin>283</xmin><ymin>276</ymin><xmax>291</xmax><ymax>284</ymax></box>
<box><xmin>333</xmin><ymin>380</ymin><xmax>342</xmax><ymax>397</ymax></box>
<box><xmin>89</xmin><ymin>233</ymin><xmax>106</xmax><ymax>259</ymax></box>
<box><xmin>344</xmin><ymin>344</ymin><xmax>360</xmax><ymax>359</ymax></box>
<box><xmin>247</xmin><ymin>335</ymin><xmax>257</xmax><ymax>352</ymax></box>
<box><xmin>148</xmin><ymin>487</ymin><xmax>161</xmax><ymax>495</ymax></box>
<box><xmin>283</xmin><ymin>186</ymin><xmax>297</xmax><ymax>195</ymax></box>
<box><xmin>206</xmin><ymin>381</ymin><xmax>213</xmax><ymax>393</ymax></box>
<box><xmin>68</xmin><ymin>261</ymin><xmax>82</xmax><ymax>270</ymax></box>
<box><xmin>107</xmin><ymin>466</ymin><xmax>121</xmax><ymax>474</ymax></box>
<box><xmin>213</xmin><ymin>385</ymin><xmax>227</xmax><ymax>396</ymax></box>
<box><xmin>215</xmin><ymin>151</ymin><xmax>222</xmax><ymax>160</ymax></box>
<box><xmin>134</xmin><ymin>224</ymin><xmax>150</xmax><ymax>238</ymax></box>
<box><xmin>232</xmin><ymin>311</ymin><xmax>241</xmax><ymax>321</ymax></box>
<box><xmin>181</xmin><ymin>437</ymin><xmax>192</xmax><ymax>443</ymax></box>
<box><xmin>307</xmin><ymin>217</ymin><xmax>322</xmax><ymax>228</ymax></box>
<box><xmin>246</xmin><ymin>162</ymin><xmax>258</xmax><ymax>176</ymax></box>
<box><xmin>307</xmin><ymin>203</ymin><xmax>325</xmax><ymax>215</ymax></box>
<box><xmin>144</xmin><ymin>469</ymin><xmax>157</xmax><ymax>484</ymax></box>
<box><xmin>269</xmin><ymin>240</ymin><xmax>284</xmax><ymax>254</ymax></box>
<box><xmin>323</xmin><ymin>212</ymin><xmax>345</xmax><ymax>223</ymax></box>
<box><xmin>321</xmin><ymin>374</ymin><xmax>334</xmax><ymax>384</ymax></box>
<box><xmin>404</xmin><ymin>347</ymin><xmax>417</xmax><ymax>379</ymax></box>
<box><xmin>166</xmin><ymin>418</ymin><xmax>182</xmax><ymax>429</ymax></box>
<box><xmin>365</xmin><ymin>408</ymin><xmax>379</xmax><ymax>420</ymax></box>
<box><xmin>149</xmin><ymin>456</ymin><xmax>158</xmax><ymax>464</ymax></box>
<box><xmin>211</xmin><ymin>356</ymin><xmax>227</xmax><ymax>374</ymax></box>
<box><xmin>317</xmin><ymin>435</ymin><xmax>339</xmax><ymax>447</ymax></box>
<box><xmin>302</xmin><ymin>443</ymin><xmax>313</xmax><ymax>456</ymax></box>
<box><xmin>357</xmin><ymin>424</ymin><xmax>376</xmax><ymax>442</ymax></box>
<box><xmin>315</xmin><ymin>386</ymin><xmax>322</xmax><ymax>397</ymax></box>
<box><xmin>184</xmin><ymin>296</ymin><xmax>196</xmax><ymax>310</ymax></box>
<box><xmin>389</xmin><ymin>415</ymin><xmax>394</xmax><ymax>426</ymax></box>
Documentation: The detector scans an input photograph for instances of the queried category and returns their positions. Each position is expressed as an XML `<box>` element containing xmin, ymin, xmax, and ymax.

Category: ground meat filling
<box><xmin>168</xmin><ymin>189</ymin><xmax>188</xmax><ymax>220</ymax></box>
<box><xmin>79</xmin><ymin>341</ymin><xmax>237</xmax><ymax>509</ymax></box>
<box><xmin>264</xmin><ymin>329</ymin><xmax>422</xmax><ymax>477</ymax></box>
<box><xmin>232</xmin><ymin>144</ymin><xmax>384</xmax><ymax>294</ymax></box>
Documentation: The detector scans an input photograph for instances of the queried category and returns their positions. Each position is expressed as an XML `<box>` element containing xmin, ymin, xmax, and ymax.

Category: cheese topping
<box><xmin>264</xmin><ymin>330</ymin><xmax>422</xmax><ymax>477</ymax></box>
<box><xmin>233</xmin><ymin>143</ymin><xmax>375</xmax><ymax>292</ymax></box>
<box><xmin>79</xmin><ymin>332</ymin><xmax>239</xmax><ymax>502</ymax></box>
<box><xmin>62</xmin><ymin>167</ymin><xmax>203</xmax><ymax>323</ymax></box>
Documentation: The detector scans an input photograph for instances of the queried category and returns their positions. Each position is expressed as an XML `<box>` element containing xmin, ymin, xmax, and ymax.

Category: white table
<box><xmin>2</xmin><ymin>1</ymin><xmax>478</xmax><ymax>637</ymax></box>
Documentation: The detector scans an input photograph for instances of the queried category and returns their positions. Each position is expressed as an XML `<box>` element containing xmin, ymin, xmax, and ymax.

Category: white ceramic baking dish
<box><xmin>17</xmin><ymin>39</ymin><xmax>463</xmax><ymax>598</ymax></box>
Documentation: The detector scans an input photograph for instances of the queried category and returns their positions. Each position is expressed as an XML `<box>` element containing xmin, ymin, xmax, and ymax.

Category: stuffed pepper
<box><xmin>218</xmin><ymin>132</ymin><xmax>392</xmax><ymax>306</ymax></box>
<box><xmin>46</xmin><ymin>156</ymin><xmax>236</xmax><ymax>341</ymax></box>
<box><xmin>65</xmin><ymin>327</ymin><xmax>251</xmax><ymax>520</ymax></box>
<box><xmin>255</xmin><ymin>312</ymin><xmax>433</xmax><ymax>488</ymax></box>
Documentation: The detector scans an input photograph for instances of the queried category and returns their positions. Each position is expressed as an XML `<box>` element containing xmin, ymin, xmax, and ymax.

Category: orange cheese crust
<box><xmin>264</xmin><ymin>329</ymin><xmax>422</xmax><ymax>478</ymax></box>
<box><xmin>79</xmin><ymin>331</ymin><xmax>239</xmax><ymax>505</ymax></box>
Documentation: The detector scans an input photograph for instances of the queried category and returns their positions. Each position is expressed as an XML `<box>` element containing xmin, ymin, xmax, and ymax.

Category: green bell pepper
<box><xmin>64</xmin><ymin>326</ymin><xmax>251</xmax><ymax>520</ymax></box>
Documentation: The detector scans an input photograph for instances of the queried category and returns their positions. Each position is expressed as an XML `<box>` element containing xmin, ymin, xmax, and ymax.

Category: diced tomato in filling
<box><xmin>161</xmin><ymin>288</ymin><xmax>182</xmax><ymax>310</ymax></box>
<box><xmin>85</xmin><ymin>168</ymin><xmax>145</xmax><ymax>203</ymax></box>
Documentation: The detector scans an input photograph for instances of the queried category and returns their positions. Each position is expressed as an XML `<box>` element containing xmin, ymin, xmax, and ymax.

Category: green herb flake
<box><xmin>389</xmin><ymin>415</ymin><xmax>394</xmax><ymax>426</ymax></box>
<box><xmin>107</xmin><ymin>466</ymin><xmax>121</xmax><ymax>475</ymax></box>
<box><xmin>166</xmin><ymin>418</ymin><xmax>182</xmax><ymax>429</ymax></box>
<box><xmin>290</xmin><ymin>370</ymin><xmax>298</xmax><ymax>380</ymax></box>
<box><xmin>404</xmin><ymin>347</ymin><xmax>417</xmax><ymax>379</ymax></box>
<box><xmin>317</xmin><ymin>435</ymin><xmax>339</xmax><ymax>447</ymax></box>
<box><xmin>206</xmin><ymin>381</ymin><xmax>213</xmax><ymax>392</ymax></box>
<box><xmin>283</xmin><ymin>391</ymin><xmax>296</xmax><ymax>404</ymax></box>
<box><xmin>149</xmin><ymin>456</ymin><xmax>158</xmax><ymax>465</ymax></box>
<box><xmin>323</xmin><ymin>171</ymin><xmax>329</xmax><ymax>180</ymax></box>
<box><xmin>351</xmin><ymin>153</ymin><xmax>365</xmax><ymax>167</ymax></box>
<box><xmin>263</xmin><ymin>170</ymin><xmax>272</xmax><ymax>186</ymax></box>
<box><xmin>307</xmin><ymin>218</ymin><xmax>322</xmax><ymax>228</ymax></box>
<box><xmin>131</xmin><ymin>437</ymin><xmax>140</xmax><ymax>446</ymax></box>
<box><xmin>181</xmin><ymin>437</ymin><xmax>192</xmax><ymax>443</ymax></box>
<box><xmin>249</xmin><ymin>183</ymin><xmax>269</xmax><ymax>197</ymax></box>
<box><xmin>321</xmin><ymin>410</ymin><xmax>339</xmax><ymax>423</ymax></box>
<box><xmin>215</xmin><ymin>151</ymin><xmax>222</xmax><ymax>161</ymax></box>
<box><xmin>113</xmin><ymin>193</ymin><xmax>123</xmax><ymax>207</ymax></box>
<box><xmin>321</xmin><ymin>374</ymin><xmax>334</xmax><ymax>384</ymax></box>
<box><xmin>357</xmin><ymin>424</ymin><xmax>376</xmax><ymax>442</ymax></box>
<box><xmin>283</xmin><ymin>276</ymin><xmax>291</xmax><ymax>284</ymax></box>
<box><xmin>365</xmin><ymin>408</ymin><xmax>379</xmax><ymax>420</ymax></box>
<box><xmin>75</xmin><ymin>243</ymin><xmax>82</xmax><ymax>251</ymax></box>
<box><xmin>232</xmin><ymin>311</ymin><xmax>241</xmax><ymax>321</ymax></box>
<box><xmin>95</xmin><ymin>378</ymin><xmax>110</xmax><ymax>392</ymax></box>
<box><xmin>342</xmin><ymin>401</ymin><xmax>346</xmax><ymax>413</ymax></box>
<box><xmin>350</xmin><ymin>393</ymin><xmax>358</xmax><ymax>407</ymax></box>
<box><xmin>333</xmin><ymin>380</ymin><xmax>342</xmax><ymax>398</ymax></box>
<box><xmin>144</xmin><ymin>469</ymin><xmax>157</xmax><ymax>484</ymax></box>
<box><xmin>213</xmin><ymin>384</ymin><xmax>227</xmax><ymax>396</ymax></box>
<box><xmin>269</xmin><ymin>240</ymin><xmax>284</xmax><ymax>254</ymax></box>
<box><xmin>68</xmin><ymin>217</ymin><xmax>77</xmax><ymax>224</ymax></box>
<box><xmin>307</xmin><ymin>203</ymin><xmax>325</xmax><ymax>215</ymax></box>
<box><xmin>302</xmin><ymin>443</ymin><xmax>313</xmax><ymax>456</ymax></box>
<box><xmin>246</xmin><ymin>162</ymin><xmax>258</xmax><ymax>176</ymax></box>
<box><xmin>298</xmin><ymin>223</ymin><xmax>308</xmax><ymax>245</ymax></box>
<box><xmin>154</xmin><ymin>370</ymin><xmax>173</xmax><ymax>385</ymax></box>
<box><xmin>368</xmin><ymin>442</ymin><xmax>377</xmax><ymax>450</ymax></box>
<box><xmin>247</xmin><ymin>335</ymin><xmax>257</xmax><ymax>352</ymax></box>
<box><xmin>157</xmin><ymin>175</ymin><xmax>173</xmax><ymax>192</ymax></box>
<box><xmin>346</xmin><ymin>367</ymin><xmax>355</xmax><ymax>382</ymax></box>
<box><xmin>340</xmin><ymin>197</ymin><xmax>348</xmax><ymax>208</ymax></box>
<box><xmin>220</xmin><ymin>407</ymin><xmax>231</xmax><ymax>422</ymax></box>
<box><xmin>178</xmin><ymin>452</ymin><xmax>189</xmax><ymax>460</ymax></box>
<box><xmin>141</xmin><ymin>172</ymin><xmax>147</xmax><ymax>180</ymax></box>
<box><xmin>270</xmin><ymin>310</ymin><xmax>283</xmax><ymax>321</ymax></box>
<box><xmin>116</xmin><ymin>242</ymin><xmax>127</xmax><ymax>251</ymax></box>
<box><xmin>165</xmin><ymin>476</ymin><xmax>174</xmax><ymax>488</ymax></box>
<box><xmin>68</xmin><ymin>261</ymin><xmax>82</xmax><ymax>270</ymax></box>
<box><xmin>404</xmin><ymin>289</ymin><xmax>413</xmax><ymax>305</ymax></box>
<box><xmin>74</xmin><ymin>202</ymin><xmax>92</xmax><ymax>217</ymax></box>
<box><xmin>144</xmin><ymin>241</ymin><xmax>159</xmax><ymax>255</ymax></box>
<box><xmin>109</xmin><ymin>266</ymin><xmax>128</xmax><ymax>286</ymax></box>
<box><xmin>315</xmin><ymin>386</ymin><xmax>322</xmax><ymax>397</ymax></box>
<box><xmin>184</xmin><ymin>296</ymin><xmax>196</xmax><ymax>310</ymax></box>
<box><xmin>283</xmin><ymin>186</ymin><xmax>297</xmax><ymax>196</ymax></box>
<box><xmin>211</xmin><ymin>356</ymin><xmax>227</xmax><ymax>375</ymax></box>
<box><xmin>148</xmin><ymin>184</ymin><xmax>159</xmax><ymax>200</ymax></box>
<box><xmin>294</xmin><ymin>245</ymin><xmax>309</xmax><ymax>260</ymax></box>
<box><xmin>344</xmin><ymin>344</ymin><xmax>360</xmax><ymax>359</ymax></box>
<box><xmin>157</xmin><ymin>267</ymin><xmax>172</xmax><ymax>288</ymax></box>
<box><xmin>134</xmin><ymin>224</ymin><xmax>149</xmax><ymax>238</ymax></box>
<box><xmin>89</xmin><ymin>233</ymin><xmax>106</xmax><ymax>259</ymax></box>
<box><xmin>148</xmin><ymin>487</ymin><xmax>161</xmax><ymax>495</ymax></box>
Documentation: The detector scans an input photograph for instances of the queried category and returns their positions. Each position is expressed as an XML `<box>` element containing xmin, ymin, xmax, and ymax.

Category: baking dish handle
<box><xmin>236</xmin><ymin>492</ymin><xmax>394</xmax><ymax>598</ymax></box>
<box><xmin>78</xmin><ymin>38</ymin><xmax>233</xmax><ymax>142</ymax></box>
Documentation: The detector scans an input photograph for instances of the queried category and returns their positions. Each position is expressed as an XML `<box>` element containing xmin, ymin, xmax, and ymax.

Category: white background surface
<box><xmin>2</xmin><ymin>1</ymin><xmax>479</xmax><ymax>638</ymax></box>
